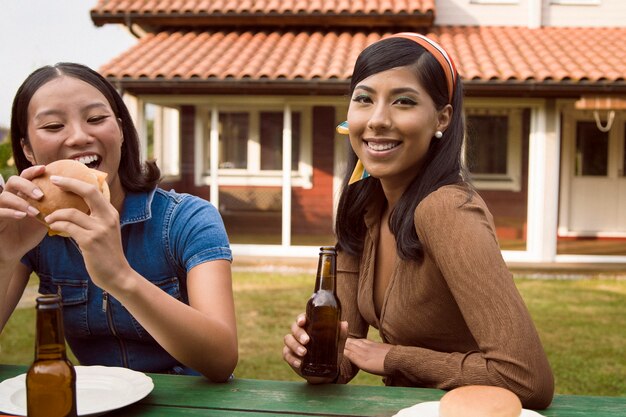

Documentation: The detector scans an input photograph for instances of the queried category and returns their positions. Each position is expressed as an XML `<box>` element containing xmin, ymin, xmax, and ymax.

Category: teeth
<box><xmin>73</xmin><ymin>155</ymin><xmax>99</xmax><ymax>165</ymax></box>
<box><xmin>367</xmin><ymin>142</ymin><xmax>398</xmax><ymax>151</ymax></box>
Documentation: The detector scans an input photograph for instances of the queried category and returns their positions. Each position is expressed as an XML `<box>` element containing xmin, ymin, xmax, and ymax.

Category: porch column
<box><xmin>526</xmin><ymin>100</ymin><xmax>560</xmax><ymax>262</ymax></box>
<box><xmin>162</xmin><ymin>107</ymin><xmax>181</xmax><ymax>176</ymax></box>
<box><xmin>209</xmin><ymin>106</ymin><xmax>219</xmax><ymax>207</ymax></box>
<box><xmin>282</xmin><ymin>105</ymin><xmax>293</xmax><ymax>246</ymax></box>
<box><xmin>122</xmin><ymin>94</ymin><xmax>145</xmax><ymax>158</ymax></box>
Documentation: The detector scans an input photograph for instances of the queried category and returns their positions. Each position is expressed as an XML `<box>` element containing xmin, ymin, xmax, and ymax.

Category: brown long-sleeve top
<box><xmin>336</xmin><ymin>184</ymin><xmax>554</xmax><ymax>409</ymax></box>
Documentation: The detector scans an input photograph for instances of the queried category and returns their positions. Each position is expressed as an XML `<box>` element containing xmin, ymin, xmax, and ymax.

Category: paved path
<box><xmin>16</xmin><ymin>256</ymin><xmax>626</xmax><ymax>309</ymax></box>
<box><xmin>15</xmin><ymin>256</ymin><xmax>318</xmax><ymax>310</ymax></box>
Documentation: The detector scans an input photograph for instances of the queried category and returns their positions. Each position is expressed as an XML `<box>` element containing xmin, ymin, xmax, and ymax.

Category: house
<box><xmin>90</xmin><ymin>0</ymin><xmax>626</xmax><ymax>264</ymax></box>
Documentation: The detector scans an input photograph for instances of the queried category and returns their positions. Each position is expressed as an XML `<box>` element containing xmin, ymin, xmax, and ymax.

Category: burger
<box><xmin>26</xmin><ymin>159</ymin><xmax>110</xmax><ymax>237</ymax></box>
<box><xmin>439</xmin><ymin>385</ymin><xmax>523</xmax><ymax>417</ymax></box>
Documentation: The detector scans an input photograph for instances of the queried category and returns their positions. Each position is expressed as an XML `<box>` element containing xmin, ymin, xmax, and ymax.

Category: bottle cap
<box><xmin>36</xmin><ymin>294</ymin><xmax>62</xmax><ymax>309</ymax></box>
<box><xmin>319</xmin><ymin>246</ymin><xmax>336</xmax><ymax>254</ymax></box>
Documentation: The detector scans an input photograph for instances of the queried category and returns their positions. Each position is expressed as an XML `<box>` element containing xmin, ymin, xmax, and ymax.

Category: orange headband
<box><xmin>386</xmin><ymin>32</ymin><xmax>457</xmax><ymax>103</ymax></box>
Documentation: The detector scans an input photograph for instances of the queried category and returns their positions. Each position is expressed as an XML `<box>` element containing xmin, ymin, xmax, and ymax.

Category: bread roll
<box><xmin>27</xmin><ymin>159</ymin><xmax>110</xmax><ymax>237</ymax></box>
<box><xmin>439</xmin><ymin>385</ymin><xmax>522</xmax><ymax>417</ymax></box>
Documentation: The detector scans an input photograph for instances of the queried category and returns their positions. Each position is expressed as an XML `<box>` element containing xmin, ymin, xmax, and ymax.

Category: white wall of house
<box><xmin>435</xmin><ymin>0</ymin><xmax>531</xmax><ymax>26</ymax></box>
<box><xmin>435</xmin><ymin>0</ymin><xmax>626</xmax><ymax>28</ymax></box>
<box><xmin>543</xmin><ymin>0</ymin><xmax>626</xmax><ymax>27</ymax></box>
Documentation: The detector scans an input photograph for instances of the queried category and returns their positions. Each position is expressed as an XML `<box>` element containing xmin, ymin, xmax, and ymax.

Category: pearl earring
<box><xmin>435</xmin><ymin>130</ymin><xmax>443</xmax><ymax>139</ymax></box>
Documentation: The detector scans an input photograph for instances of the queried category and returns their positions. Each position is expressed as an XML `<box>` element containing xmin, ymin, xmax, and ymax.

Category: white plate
<box><xmin>393</xmin><ymin>401</ymin><xmax>545</xmax><ymax>417</ymax></box>
<box><xmin>0</xmin><ymin>365</ymin><xmax>154</xmax><ymax>416</ymax></box>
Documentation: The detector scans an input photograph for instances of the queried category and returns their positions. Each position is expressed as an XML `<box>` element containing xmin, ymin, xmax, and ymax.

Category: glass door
<box><xmin>562</xmin><ymin>111</ymin><xmax>626</xmax><ymax>235</ymax></box>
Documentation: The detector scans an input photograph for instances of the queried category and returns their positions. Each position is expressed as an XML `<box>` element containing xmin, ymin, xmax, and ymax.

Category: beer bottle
<box><xmin>26</xmin><ymin>294</ymin><xmax>77</xmax><ymax>417</ymax></box>
<box><xmin>301</xmin><ymin>246</ymin><xmax>342</xmax><ymax>378</ymax></box>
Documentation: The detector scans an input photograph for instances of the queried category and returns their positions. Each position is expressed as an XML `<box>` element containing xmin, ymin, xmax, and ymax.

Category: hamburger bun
<box><xmin>439</xmin><ymin>385</ymin><xmax>522</xmax><ymax>417</ymax></box>
<box><xmin>26</xmin><ymin>159</ymin><xmax>110</xmax><ymax>237</ymax></box>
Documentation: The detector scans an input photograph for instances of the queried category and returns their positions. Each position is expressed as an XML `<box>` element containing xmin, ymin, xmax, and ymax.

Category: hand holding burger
<box><xmin>25</xmin><ymin>159</ymin><xmax>110</xmax><ymax>237</ymax></box>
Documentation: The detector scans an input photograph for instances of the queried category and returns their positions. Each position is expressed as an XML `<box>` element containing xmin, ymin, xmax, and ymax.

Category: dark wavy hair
<box><xmin>335</xmin><ymin>37</ymin><xmax>469</xmax><ymax>261</ymax></box>
<box><xmin>10</xmin><ymin>62</ymin><xmax>160</xmax><ymax>192</ymax></box>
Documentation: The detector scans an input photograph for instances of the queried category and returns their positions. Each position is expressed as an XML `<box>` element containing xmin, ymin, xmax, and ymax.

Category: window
<box><xmin>465</xmin><ymin>107</ymin><xmax>522</xmax><ymax>191</ymax></box>
<box><xmin>260</xmin><ymin>112</ymin><xmax>300</xmax><ymax>170</ymax></box>
<box><xmin>466</xmin><ymin>114</ymin><xmax>509</xmax><ymax>175</ymax></box>
<box><xmin>218</xmin><ymin>113</ymin><xmax>248</xmax><ymax>169</ymax></box>
<box><xmin>575</xmin><ymin>121</ymin><xmax>608</xmax><ymax>176</ymax></box>
<box><xmin>202</xmin><ymin>106</ymin><xmax>312</xmax><ymax>187</ymax></box>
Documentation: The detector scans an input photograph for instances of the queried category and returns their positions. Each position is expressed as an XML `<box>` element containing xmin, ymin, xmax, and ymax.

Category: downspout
<box><xmin>113</xmin><ymin>80</ymin><xmax>124</xmax><ymax>97</ymax></box>
<box><xmin>528</xmin><ymin>0</ymin><xmax>542</xmax><ymax>29</ymax></box>
<box><xmin>124</xmin><ymin>12</ymin><xmax>141</xmax><ymax>38</ymax></box>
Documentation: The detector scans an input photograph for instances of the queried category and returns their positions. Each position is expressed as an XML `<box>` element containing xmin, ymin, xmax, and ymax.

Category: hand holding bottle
<box><xmin>283</xmin><ymin>312</ymin><xmax>348</xmax><ymax>383</ymax></box>
<box><xmin>283</xmin><ymin>246</ymin><xmax>348</xmax><ymax>383</ymax></box>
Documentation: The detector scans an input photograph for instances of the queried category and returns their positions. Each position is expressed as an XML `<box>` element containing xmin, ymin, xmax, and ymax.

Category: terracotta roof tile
<box><xmin>99</xmin><ymin>27</ymin><xmax>626</xmax><ymax>85</ymax></box>
<box><xmin>91</xmin><ymin>0</ymin><xmax>435</xmax><ymax>15</ymax></box>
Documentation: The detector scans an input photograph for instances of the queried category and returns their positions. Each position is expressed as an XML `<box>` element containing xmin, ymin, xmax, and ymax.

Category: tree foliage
<box><xmin>0</xmin><ymin>134</ymin><xmax>17</xmax><ymax>179</ymax></box>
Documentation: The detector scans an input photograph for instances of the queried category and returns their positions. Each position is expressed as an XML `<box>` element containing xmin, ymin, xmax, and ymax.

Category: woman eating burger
<box><xmin>0</xmin><ymin>63</ymin><xmax>237</xmax><ymax>381</ymax></box>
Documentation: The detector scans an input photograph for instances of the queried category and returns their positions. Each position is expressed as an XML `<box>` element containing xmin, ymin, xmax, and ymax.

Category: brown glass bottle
<box><xmin>301</xmin><ymin>246</ymin><xmax>342</xmax><ymax>378</ymax></box>
<box><xmin>26</xmin><ymin>294</ymin><xmax>77</xmax><ymax>417</ymax></box>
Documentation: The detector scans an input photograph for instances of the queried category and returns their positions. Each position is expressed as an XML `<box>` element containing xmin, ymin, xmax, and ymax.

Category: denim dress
<box><xmin>21</xmin><ymin>187</ymin><xmax>232</xmax><ymax>375</ymax></box>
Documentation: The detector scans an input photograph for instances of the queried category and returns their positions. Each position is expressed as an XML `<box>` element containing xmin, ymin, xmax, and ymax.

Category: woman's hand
<box><xmin>282</xmin><ymin>313</ymin><xmax>349</xmax><ymax>384</ymax></box>
<box><xmin>343</xmin><ymin>338</ymin><xmax>393</xmax><ymax>376</ymax></box>
<box><xmin>42</xmin><ymin>175</ymin><xmax>131</xmax><ymax>291</ymax></box>
<box><xmin>0</xmin><ymin>166</ymin><xmax>48</xmax><ymax>262</ymax></box>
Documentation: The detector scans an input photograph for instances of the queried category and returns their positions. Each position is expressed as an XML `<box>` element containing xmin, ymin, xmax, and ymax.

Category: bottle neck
<box><xmin>34</xmin><ymin>306</ymin><xmax>67</xmax><ymax>361</ymax></box>
<box><xmin>315</xmin><ymin>253</ymin><xmax>337</xmax><ymax>292</ymax></box>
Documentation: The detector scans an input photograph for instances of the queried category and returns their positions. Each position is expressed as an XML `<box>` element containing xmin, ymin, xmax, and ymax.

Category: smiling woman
<box><xmin>0</xmin><ymin>63</ymin><xmax>238</xmax><ymax>382</ymax></box>
<box><xmin>283</xmin><ymin>33</ymin><xmax>555</xmax><ymax>410</ymax></box>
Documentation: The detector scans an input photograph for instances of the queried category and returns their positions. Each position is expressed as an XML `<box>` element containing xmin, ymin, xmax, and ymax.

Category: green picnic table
<box><xmin>1</xmin><ymin>364</ymin><xmax>624</xmax><ymax>416</ymax></box>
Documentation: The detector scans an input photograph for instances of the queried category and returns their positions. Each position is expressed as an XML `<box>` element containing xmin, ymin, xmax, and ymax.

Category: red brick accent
<box><xmin>292</xmin><ymin>106</ymin><xmax>335</xmax><ymax>236</ymax></box>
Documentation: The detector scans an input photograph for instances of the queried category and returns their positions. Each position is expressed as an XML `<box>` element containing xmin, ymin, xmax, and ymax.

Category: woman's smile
<box><xmin>363</xmin><ymin>139</ymin><xmax>402</xmax><ymax>153</ymax></box>
<box><xmin>70</xmin><ymin>153</ymin><xmax>102</xmax><ymax>170</ymax></box>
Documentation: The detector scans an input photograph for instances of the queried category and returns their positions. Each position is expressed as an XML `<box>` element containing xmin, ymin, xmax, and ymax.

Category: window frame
<box><xmin>550</xmin><ymin>0</ymin><xmax>600</xmax><ymax>5</ymax></box>
<box><xmin>198</xmin><ymin>103</ymin><xmax>313</xmax><ymax>188</ymax></box>
<box><xmin>464</xmin><ymin>106</ymin><xmax>523</xmax><ymax>192</ymax></box>
<box><xmin>470</xmin><ymin>0</ymin><xmax>519</xmax><ymax>4</ymax></box>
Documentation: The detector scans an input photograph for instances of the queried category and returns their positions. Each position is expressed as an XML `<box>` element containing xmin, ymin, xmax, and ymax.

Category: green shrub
<box><xmin>0</xmin><ymin>138</ymin><xmax>17</xmax><ymax>180</ymax></box>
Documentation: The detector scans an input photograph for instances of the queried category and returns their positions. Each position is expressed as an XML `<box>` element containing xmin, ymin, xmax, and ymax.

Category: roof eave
<box><xmin>465</xmin><ymin>80</ymin><xmax>626</xmax><ymax>98</ymax></box>
<box><xmin>106</xmin><ymin>78</ymin><xmax>352</xmax><ymax>96</ymax></box>
<box><xmin>105</xmin><ymin>78</ymin><xmax>626</xmax><ymax>98</ymax></box>
<box><xmin>90</xmin><ymin>12</ymin><xmax>434</xmax><ymax>29</ymax></box>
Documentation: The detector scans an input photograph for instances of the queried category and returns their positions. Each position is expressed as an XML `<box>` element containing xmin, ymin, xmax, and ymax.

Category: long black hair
<box><xmin>10</xmin><ymin>62</ymin><xmax>160</xmax><ymax>192</ymax></box>
<box><xmin>335</xmin><ymin>37</ymin><xmax>469</xmax><ymax>261</ymax></box>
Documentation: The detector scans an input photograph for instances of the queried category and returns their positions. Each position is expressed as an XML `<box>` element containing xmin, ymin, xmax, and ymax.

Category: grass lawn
<box><xmin>1</xmin><ymin>272</ymin><xmax>625</xmax><ymax>397</ymax></box>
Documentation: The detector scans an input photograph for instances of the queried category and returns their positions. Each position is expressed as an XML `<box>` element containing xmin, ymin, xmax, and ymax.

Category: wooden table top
<box><xmin>1</xmin><ymin>364</ymin><xmax>625</xmax><ymax>417</ymax></box>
